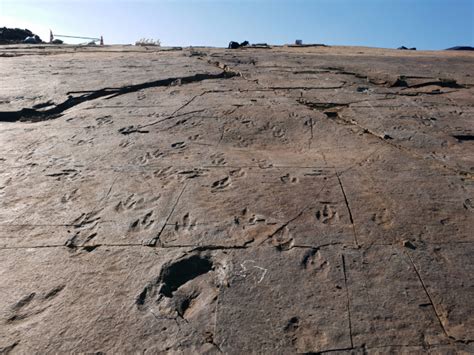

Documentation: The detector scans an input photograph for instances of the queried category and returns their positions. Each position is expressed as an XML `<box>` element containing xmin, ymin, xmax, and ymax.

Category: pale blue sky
<box><xmin>1</xmin><ymin>0</ymin><xmax>473</xmax><ymax>49</ymax></box>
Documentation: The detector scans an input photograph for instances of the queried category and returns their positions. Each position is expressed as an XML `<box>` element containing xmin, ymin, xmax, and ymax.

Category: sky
<box><xmin>1</xmin><ymin>0</ymin><xmax>473</xmax><ymax>49</ymax></box>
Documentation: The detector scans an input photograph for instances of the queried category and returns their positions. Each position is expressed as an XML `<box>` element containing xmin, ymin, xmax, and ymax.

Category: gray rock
<box><xmin>0</xmin><ymin>43</ymin><xmax>473</xmax><ymax>353</ymax></box>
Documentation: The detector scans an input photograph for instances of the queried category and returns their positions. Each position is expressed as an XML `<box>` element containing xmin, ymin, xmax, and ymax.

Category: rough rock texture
<box><xmin>0</xmin><ymin>44</ymin><xmax>473</xmax><ymax>354</ymax></box>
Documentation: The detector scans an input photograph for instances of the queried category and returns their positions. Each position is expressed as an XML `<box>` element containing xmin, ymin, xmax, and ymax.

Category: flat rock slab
<box><xmin>0</xmin><ymin>44</ymin><xmax>473</xmax><ymax>353</ymax></box>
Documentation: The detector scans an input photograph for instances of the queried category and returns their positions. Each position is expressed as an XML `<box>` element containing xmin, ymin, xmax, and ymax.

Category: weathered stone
<box><xmin>0</xmin><ymin>44</ymin><xmax>473</xmax><ymax>353</ymax></box>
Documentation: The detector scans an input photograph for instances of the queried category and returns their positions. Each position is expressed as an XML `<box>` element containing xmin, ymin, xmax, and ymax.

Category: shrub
<box><xmin>135</xmin><ymin>38</ymin><xmax>161</xmax><ymax>46</ymax></box>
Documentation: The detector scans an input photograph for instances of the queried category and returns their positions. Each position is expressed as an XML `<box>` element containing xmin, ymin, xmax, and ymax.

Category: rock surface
<box><xmin>0</xmin><ymin>44</ymin><xmax>473</xmax><ymax>353</ymax></box>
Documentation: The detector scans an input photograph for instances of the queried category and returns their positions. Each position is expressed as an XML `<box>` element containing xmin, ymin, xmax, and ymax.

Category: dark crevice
<box><xmin>118</xmin><ymin>126</ymin><xmax>150</xmax><ymax>135</ymax></box>
<box><xmin>135</xmin><ymin>287</ymin><xmax>148</xmax><ymax>306</ymax></box>
<box><xmin>82</xmin><ymin>245</ymin><xmax>99</xmax><ymax>252</ymax></box>
<box><xmin>269</xmin><ymin>85</ymin><xmax>345</xmax><ymax>90</ymax></box>
<box><xmin>453</xmin><ymin>135</ymin><xmax>474</xmax><ymax>142</ymax></box>
<box><xmin>297</xmin><ymin>99</ymin><xmax>349</xmax><ymax>111</ymax></box>
<box><xmin>408</xmin><ymin>79</ymin><xmax>464</xmax><ymax>89</ymax></box>
<box><xmin>341</xmin><ymin>254</ymin><xmax>354</xmax><ymax>349</ymax></box>
<box><xmin>404</xmin><ymin>251</ymin><xmax>451</xmax><ymax>340</ymax></box>
<box><xmin>324</xmin><ymin>111</ymin><xmax>339</xmax><ymax>119</ymax></box>
<box><xmin>299</xmin><ymin>100</ymin><xmax>351</xmax><ymax>126</ymax></box>
<box><xmin>0</xmin><ymin>71</ymin><xmax>239</xmax><ymax>123</ymax></box>
<box><xmin>0</xmin><ymin>341</ymin><xmax>19</xmax><ymax>354</ymax></box>
<box><xmin>389</xmin><ymin>90</ymin><xmax>458</xmax><ymax>97</ymax></box>
<box><xmin>43</xmin><ymin>285</ymin><xmax>66</xmax><ymax>299</ymax></box>
<box><xmin>32</xmin><ymin>100</ymin><xmax>55</xmax><ymax>109</ymax></box>
<box><xmin>391</xmin><ymin>78</ymin><xmax>409</xmax><ymax>87</ymax></box>
<box><xmin>321</xmin><ymin>67</ymin><xmax>467</xmax><ymax>91</ymax></box>
<box><xmin>336</xmin><ymin>172</ymin><xmax>359</xmax><ymax>248</ymax></box>
<box><xmin>319</xmin><ymin>66</ymin><xmax>388</xmax><ymax>86</ymax></box>
<box><xmin>293</xmin><ymin>70</ymin><xmax>327</xmax><ymax>75</ymax></box>
<box><xmin>305</xmin><ymin>342</ymin><xmax>474</xmax><ymax>353</ymax></box>
<box><xmin>13</xmin><ymin>293</ymin><xmax>35</xmax><ymax>310</ymax></box>
<box><xmin>392</xmin><ymin>76</ymin><xmax>465</xmax><ymax>89</ymax></box>
<box><xmin>187</xmin><ymin>244</ymin><xmax>249</xmax><ymax>252</ymax></box>
<box><xmin>320</xmin><ymin>67</ymin><xmax>368</xmax><ymax>79</ymax></box>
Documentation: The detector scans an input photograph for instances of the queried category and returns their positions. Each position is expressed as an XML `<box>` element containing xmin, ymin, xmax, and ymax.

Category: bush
<box><xmin>135</xmin><ymin>38</ymin><xmax>161</xmax><ymax>46</ymax></box>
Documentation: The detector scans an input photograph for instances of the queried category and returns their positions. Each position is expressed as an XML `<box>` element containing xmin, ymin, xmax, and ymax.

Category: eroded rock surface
<box><xmin>0</xmin><ymin>44</ymin><xmax>473</xmax><ymax>353</ymax></box>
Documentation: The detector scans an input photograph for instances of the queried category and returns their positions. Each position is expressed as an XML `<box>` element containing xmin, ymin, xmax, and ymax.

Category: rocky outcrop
<box><xmin>0</xmin><ymin>44</ymin><xmax>473</xmax><ymax>353</ymax></box>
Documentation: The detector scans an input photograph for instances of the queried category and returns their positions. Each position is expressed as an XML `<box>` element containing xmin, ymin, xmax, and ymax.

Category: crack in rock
<box><xmin>0</xmin><ymin>71</ymin><xmax>239</xmax><ymax>123</ymax></box>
